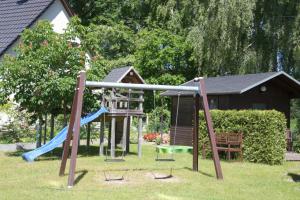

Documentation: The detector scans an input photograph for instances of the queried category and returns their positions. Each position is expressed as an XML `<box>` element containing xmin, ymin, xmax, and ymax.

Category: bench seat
<box><xmin>203</xmin><ymin>132</ymin><xmax>243</xmax><ymax>161</ymax></box>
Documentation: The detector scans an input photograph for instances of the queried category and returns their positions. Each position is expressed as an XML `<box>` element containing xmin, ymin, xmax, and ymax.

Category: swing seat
<box><xmin>155</xmin><ymin>145</ymin><xmax>193</xmax><ymax>161</ymax></box>
<box><xmin>151</xmin><ymin>168</ymin><xmax>173</xmax><ymax>179</ymax></box>
<box><xmin>156</xmin><ymin>145</ymin><xmax>193</xmax><ymax>154</ymax></box>
<box><xmin>103</xmin><ymin>169</ymin><xmax>128</xmax><ymax>181</ymax></box>
<box><xmin>104</xmin><ymin>158</ymin><xmax>125</xmax><ymax>162</ymax></box>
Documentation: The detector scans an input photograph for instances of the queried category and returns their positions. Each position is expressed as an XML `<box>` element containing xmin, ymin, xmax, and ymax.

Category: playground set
<box><xmin>22</xmin><ymin>67</ymin><xmax>223</xmax><ymax>188</ymax></box>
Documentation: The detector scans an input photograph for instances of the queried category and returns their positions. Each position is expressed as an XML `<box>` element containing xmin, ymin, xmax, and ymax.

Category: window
<box><xmin>209</xmin><ymin>97</ymin><xmax>218</xmax><ymax>109</ymax></box>
<box><xmin>252</xmin><ymin>103</ymin><xmax>267</xmax><ymax>110</ymax></box>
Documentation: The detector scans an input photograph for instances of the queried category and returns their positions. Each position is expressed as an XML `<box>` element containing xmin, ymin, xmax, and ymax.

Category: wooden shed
<box><xmin>162</xmin><ymin>71</ymin><xmax>300</xmax><ymax>146</ymax></box>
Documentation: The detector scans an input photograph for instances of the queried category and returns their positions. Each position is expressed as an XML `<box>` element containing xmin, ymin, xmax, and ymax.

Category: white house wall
<box><xmin>39</xmin><ymin>0</ymin><xmax>70</xmax><ymax>34</ymax></box>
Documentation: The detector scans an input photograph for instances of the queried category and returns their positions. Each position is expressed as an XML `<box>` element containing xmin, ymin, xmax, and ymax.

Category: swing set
<box><xmin>59</xmin><ymin>71</ymin><xmax>223</xmax><ymax>188</ymax></box>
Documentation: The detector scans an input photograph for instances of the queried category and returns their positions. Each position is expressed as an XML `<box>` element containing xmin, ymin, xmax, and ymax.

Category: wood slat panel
<box><xmin>170</xmin><ymin>126</ymin><xmax>193</xmax><ymax>146</ymax></box>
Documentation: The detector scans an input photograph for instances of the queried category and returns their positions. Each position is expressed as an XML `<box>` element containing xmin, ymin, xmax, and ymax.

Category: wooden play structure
<box><xmin>59</xmin><ymin>68</ymin><xmax>223</xmax><ymax>188</ymax></box>
<box><xmin>98</xmin><ymin>67</ymin><xmax>145</xmax><ymax>159</ymax></box>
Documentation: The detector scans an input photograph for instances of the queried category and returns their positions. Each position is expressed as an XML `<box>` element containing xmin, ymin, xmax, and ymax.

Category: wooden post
<box><xmin>59</xmin><ymin>75</ymin><xmax>80</xmax><ymax>177</ymax></box>
<box><xmin>86</xmin><ymin>122</ymin><xmax>91</xmax><ymax>150</ymax></box>
<box><xmin>122</xmin><ymin>117</ymin><xmax>128</xmax><ymax>153</ymax></box>
<box><xmin>58</xmin><ymin>71</ymin><xmax>86</xmax><ymax>188</ymax></box>
<box><xmin>99</xmin><ymin>119</ymin><xmax>105</xmax><ymax>156</ymax></box>
<box><xmin>138</xmin><ymin>117</ymin><xmax>143</xmax><ymax>158</ymax></box>
<box><xmin>126</xmin><ymin>116</ymin><xmax>130</xmax><ymax>153</ymax></box>
<box><xmin>99</xmin><ymin>89</ymin><xmax>106</xmax><ymax>156</ymax></box>
<box><xmin>110</xmin><ymin>117</ymin><xmax>116</xmax><ymax>158</ymax></box>
<box><xmin>67</xmin><ymin>71</ymin><xmax>86</xmax><ymax>187</ymax></box>
<box><xmin>198</xmin><ymin>78</ymin><xmax>223</xmax><ymax>180</ymax></box>
<box><xmin>193</xmin><ymin>94</ymin><xmax>200</xmax><ymax>171</ymax></box>
<box><xmin>108</xmin><ymin>122</ymin><xmax>111</xmax><ymax>149</ymax></box>
<box><xmin>110</xmin><ymin>89</ymin><xmax>116</xmax><ymax>158</ymax></box>
<box><xmin>138</xmin><ymin>92</ymin><xmax>143</xmax><ymax>158</ymax></box>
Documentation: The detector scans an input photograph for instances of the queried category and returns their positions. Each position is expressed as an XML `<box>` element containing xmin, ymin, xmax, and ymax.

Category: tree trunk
<box><xmin>62</xmin><ymin>101</ymin><xmax>68</xmax><ymax>150</ymax></box>
<box><xmin>63</xmin><ymin>100</ymin><xmax>68</xmax><ymax>127</ymax></box>
<box><xmin>36</xmin><ymin>116</ymin><xmax>42</xmax><ymax>148</ymax></box>
<box><xmin>43</xmin><ymin>114</ymin><xmax>47</xmax><ymax>144</ymax></box>
<box><xmin>50</xmin><ymin>114</ymin><xmax>55</xmax><ymax>139</ymax></box>
<box><xmin>86</xmin><ymin>122</ymin><xmax>91</xmax><ymax>151</ymax></box>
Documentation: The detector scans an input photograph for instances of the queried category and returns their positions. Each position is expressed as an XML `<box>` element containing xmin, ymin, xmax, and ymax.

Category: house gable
<box><xmin>39</xmin><ymin>0</ymin><xmax>72</xmax><ymax>34</ymax></box>
<box><xmin>0</xmin><ymin>0</ymin><xmax>73</xmax><ymax>59</ymax></box>
<box><xmin>102</xmin><ymin>66</ymin><xmax>145</xmax><ymax>84</ymax></box>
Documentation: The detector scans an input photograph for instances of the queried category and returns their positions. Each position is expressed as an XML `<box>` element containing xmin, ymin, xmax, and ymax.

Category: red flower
<box><xmin>143</xmin><ymin>133</ymin><xmax>159</xmax><ymax>142</ymax></box>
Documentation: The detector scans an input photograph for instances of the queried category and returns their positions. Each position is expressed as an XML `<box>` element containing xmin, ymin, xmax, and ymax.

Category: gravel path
<box><xmin>286</xmin><ymin>152</ymin><xmax>300</xmax><ymax>161</ymax></box>
<box><xmin>0</xmin><ymin>143</ymin><xmax>36</xmax><ymax>151</ymax></box>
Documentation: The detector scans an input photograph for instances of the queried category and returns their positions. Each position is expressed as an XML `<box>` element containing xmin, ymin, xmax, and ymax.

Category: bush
<box><xmin>146</xmin><ymin>106</ymin><xmax>170</xmax><ymax>133</ymax></box>
<box><xmin>199</xmin><ymin>110</ymin><xmax>286</xmax><ymax>165</ymax></box>
<box><xmin>293</xmin><ymin>141</ymin><xmax>300</xmax><ymax>153</ymax></box>
<box><xmin>0</xmin><ymin>104</ymin><xmax>35</xmax><ymax>143</ymax></box>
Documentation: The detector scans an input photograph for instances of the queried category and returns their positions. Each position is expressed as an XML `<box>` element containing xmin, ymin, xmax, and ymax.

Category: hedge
<box><xmin>199</xmin><ymin>110</ymin><xmax>286</xmax><ymax>165</ymax></box>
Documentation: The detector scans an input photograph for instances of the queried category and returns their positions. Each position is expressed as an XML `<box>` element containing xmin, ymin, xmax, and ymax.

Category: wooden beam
<box><xmin>138</xmin><ymin>117</ymin><xmax>143</xmax><ymax>158</ymax></box>
<box><xmin>110</xmin><ymin>117</ymin><xmax>116</xmax><ymax>158</ymax></box>
<box><xmin>122</xmin><ymin>116</ymin><xmax>128</xmax><ymax>153</ymax></box>
<box><xmin>193</xmin><ymin>94</ymin><xmax>200</xmax><ymax>171</ymax></box>
<box><xmin>198</xmin><ymin>78</ymin><xmax>223</xmax><ymax>180</ymax></box>
<box><xmin>126</xmin><ymin>116</ymin><xmax>130</xmax><ymax>153</ymax></box>
<box><xmin>67</xmin><ymin>71</ymin><xmax>86</xmax><ymax>187</ymax></box>
<box><xmin>138</xmin><ymin>92</ymin><xmax>143</xmax><ymax>158</ymax></box>
<box><xmin>99</xmin><ymin>119</ymin><xmax>105</xmax><ymax>156</ymax></box>
<box><xmin>108</xmin><ymin>123</ymin><xmax>111</xmax><ymax>149</ymax></box>
<box><xmin>59</xmin><ymin>76</ymin><xmax>80</xmax><ymax>177</ymax></box>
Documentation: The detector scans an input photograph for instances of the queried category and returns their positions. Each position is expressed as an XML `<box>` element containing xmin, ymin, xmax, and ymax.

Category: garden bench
<box><xmin>202</xmin><ymin>132</ymin><xmax>243</xmax><ymax>161</ymax></box>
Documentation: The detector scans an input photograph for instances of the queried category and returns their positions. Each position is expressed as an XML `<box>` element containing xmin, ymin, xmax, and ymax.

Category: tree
<box><xmin>68</xmin><ymin>0</ymin><xmax>153</xmax><ymax>30</ymax></box>
<box><xmin>135</xmin><ymin>28</ymin><xmax>194</xmax><ymax>84</ymax></box>
<box><xmin>68</xmin><ymin>0</ymin><xmax>300</xmax><ymax>139</ymax></box>
<box><xmin>81</xmin><ymin>23</ymin><xmax>135</xmax><ymax>59</ymax></box>
<box><xmin>0</xmin><ymin>21</ymin><xmax>86</xmax><ymax>144</ymax></box>
<box><xmin>71</xmin><ymin>17</ymin><xmax>136</xmax><ymax>81</ymax></box>
<box><xmin>187</xmin><ymin>0</ymin><xmax>256</xmax><ymax>76</ymax></box>
<box><xmin>252</xmin><ymin>0</ymin><xmax>299</xmax><ymax>73</ymax></box>
<box><xmin>134</xmin><ymin>28</ymin><xmax>194</xmax><ymax>111</ymax></box>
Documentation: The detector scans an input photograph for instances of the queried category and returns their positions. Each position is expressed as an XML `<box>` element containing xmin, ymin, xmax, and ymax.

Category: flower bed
<box><xmin>143</xmin><ymin>133</ymin><xmax>158</xmax><ymax>142</ymax></box>
<box><xmin>143</xmin><ymin>133</ymin><xmax>170</xmax><ymax>144</ymax></box>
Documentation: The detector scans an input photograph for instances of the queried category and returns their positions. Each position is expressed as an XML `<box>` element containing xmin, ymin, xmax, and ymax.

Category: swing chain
<box><xmin>173</xmin><ymin>92</ymin><xmax>181</xmax><ymax>147</ymax></box>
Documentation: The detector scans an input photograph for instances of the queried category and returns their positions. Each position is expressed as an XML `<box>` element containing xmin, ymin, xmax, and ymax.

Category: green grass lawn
<box><xmin>0</xmin><ymin>144</ymin><xmax>300</xmax><ymax>200</ymax></box>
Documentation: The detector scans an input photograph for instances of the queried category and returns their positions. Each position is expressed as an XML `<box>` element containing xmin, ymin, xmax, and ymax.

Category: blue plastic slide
<box><xmin>22</xmin><ymin>107</ymin><xmax>108</xmax><ymax>162</ymax></box>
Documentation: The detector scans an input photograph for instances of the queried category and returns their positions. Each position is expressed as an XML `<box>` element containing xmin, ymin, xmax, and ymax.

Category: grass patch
<box><xmin>0</xmin><ymin>144</ymin><xmax>300</xmax><ymax>200</ymax></box>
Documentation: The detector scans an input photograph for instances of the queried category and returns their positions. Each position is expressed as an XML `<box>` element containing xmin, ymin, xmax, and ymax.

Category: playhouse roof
<box><xmin>162</xmin><ymin>71</ymin><xmax>300</xmax><ymax>98</ymax></box>
<box><xmin>102</xmin><ymin>66</ymin><xmax>145</xmax><ymax>84</ymax></box>
<box><xmin>0</xmin><ymin>0</ymin><xmax>73</xmax><ymax>57</ymax></box>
